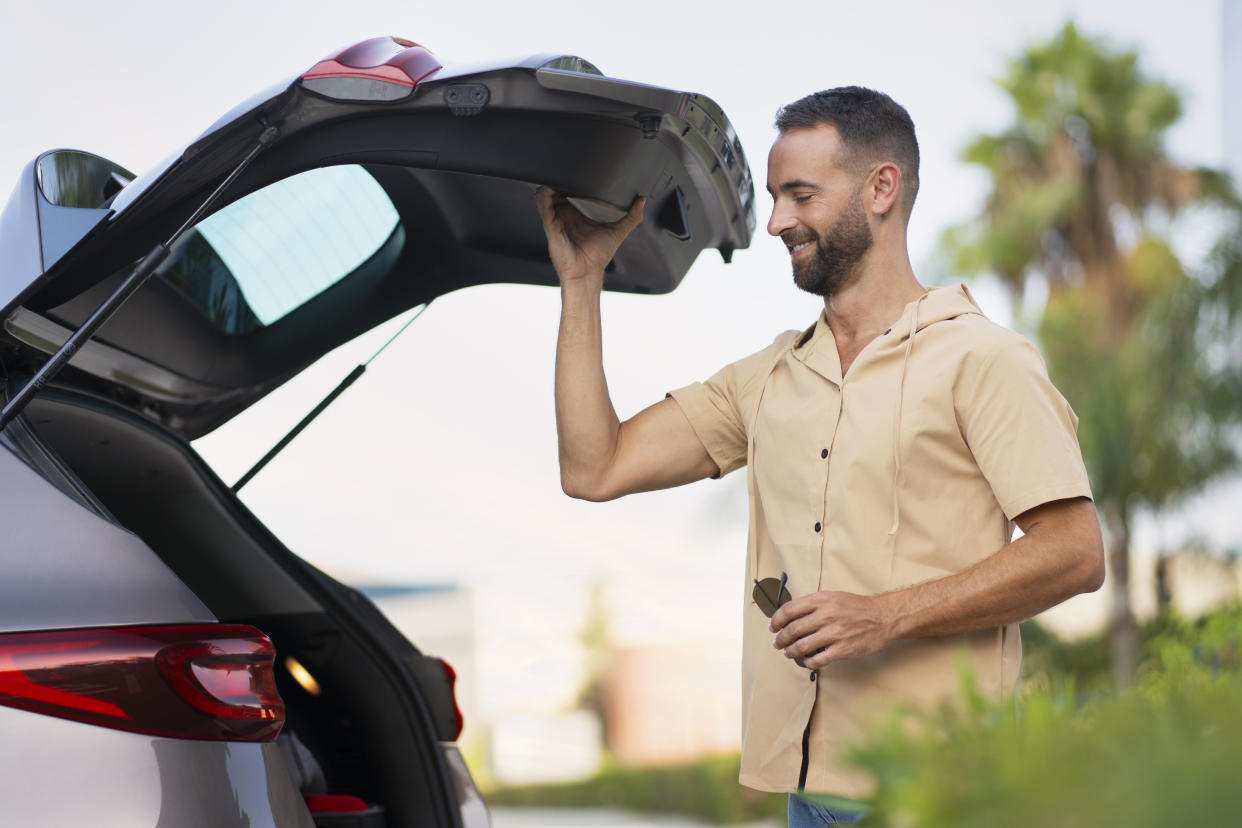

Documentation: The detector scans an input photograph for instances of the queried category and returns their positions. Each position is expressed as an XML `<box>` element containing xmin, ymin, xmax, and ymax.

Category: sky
<box><xmin>2</xmin><ymin>0</ymin><xmax>1237</xmax><ymax>720</ymax></box>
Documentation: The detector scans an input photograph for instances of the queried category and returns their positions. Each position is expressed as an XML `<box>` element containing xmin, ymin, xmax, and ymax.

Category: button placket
<box><xmin>816</xmin><ymin>390</ymin><xmax>844</xmax><ymax>585</ymax></box>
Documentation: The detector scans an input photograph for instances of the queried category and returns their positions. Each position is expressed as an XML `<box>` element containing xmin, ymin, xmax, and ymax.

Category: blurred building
<box><xmin>364</xmin><ymin>582</ymin><xmax>608</xmax><ymax>787</ymax></box>
<box><xmin>1039</xmin><ymin>549</ymin><xmax>1242</xmax><ymax>638</ymax></box>
<box><xmin>603</xmin><ymin>641</ymin><xmax>741</xmax><ymax>766</ymax></box>
<box><xmin>488</xmin><ymin>710</ymin><xmax>603</xmax><ymax>785</ymax></box>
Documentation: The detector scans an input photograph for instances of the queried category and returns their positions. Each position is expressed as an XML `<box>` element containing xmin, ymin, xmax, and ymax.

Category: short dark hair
<box><xmin>775</xmin><ymin>87</ymin><xmax>920</xmax><ymax>215</ymax></box>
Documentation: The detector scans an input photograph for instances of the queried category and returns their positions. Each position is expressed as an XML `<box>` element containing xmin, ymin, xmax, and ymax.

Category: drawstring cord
<box><xmin>888</xmin><ymin>293</ymin><xmax>927</xmax><ymax>536</ymax></box>
<box><xmin>747</xmin><ymin>340</ymin><xmax>797</xmax><ymax>583</ymax></box>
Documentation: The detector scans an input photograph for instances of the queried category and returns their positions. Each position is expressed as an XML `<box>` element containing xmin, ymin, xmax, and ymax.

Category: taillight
<box><xmin>439</xmin><ymin>658</ymin><xmax>464</xmax><ymax>740</ymax></box>
<box><xmin>0</xmin><ymin>625</ymin><xmax>284</xmax><ymax>741</ymax></box>
<box><xmin>302</xmin><ymin>36</ymin><xmax>442</xmax><ymax>101</ymax></box>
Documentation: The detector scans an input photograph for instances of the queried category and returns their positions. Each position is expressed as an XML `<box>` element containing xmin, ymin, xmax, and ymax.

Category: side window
<box><xmin>158</xmin><ymin>165</ymin><xmax>400</xmax><ymax>334</ymax></box>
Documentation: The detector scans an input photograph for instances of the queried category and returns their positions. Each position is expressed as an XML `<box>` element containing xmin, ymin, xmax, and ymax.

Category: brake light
<box><xmin>302</xmin><ymin>37</ymin><xmax>442</xmax><ymax>101</ymax></box>
<box><xmin>439</xmin><ymin>658</ymin><xmax>464</xmax><ymax>740</ymax></box>
<box><xmin>0</xmin><ymin>625</ymin><xmax>284</xmax><ymax>741</ymax></box>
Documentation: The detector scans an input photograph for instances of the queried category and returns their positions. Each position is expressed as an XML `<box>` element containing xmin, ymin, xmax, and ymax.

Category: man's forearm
<box><xmin>770</xmin><ymin>498</ymin><xmax>1105</xmax><ymax>668</ymax></box>
<box><xmin>555</xmin><ymin>276</ymin><xmax>621</xmax><ymax>498</ymax></box>
<box><xmin>882</xmin><ymin>498</ymin><xmax>1105</xmax><ymax>639</ymax></box>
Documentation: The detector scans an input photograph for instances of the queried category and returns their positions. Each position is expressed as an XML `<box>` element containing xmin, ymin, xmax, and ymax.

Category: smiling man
<box><xmin>536</xmin><ymin>86</ymin><xmax>1104</xmax><ymax>827</ymax></box>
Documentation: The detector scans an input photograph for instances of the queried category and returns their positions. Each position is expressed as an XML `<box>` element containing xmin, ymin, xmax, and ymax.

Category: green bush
<box><xmin>487</xmin><ymin>608</ymin><xmax>1241</xmax><ymax>825</ymax></box>
<box><xmin>1018</xmin><ymin>610</ymin><xmax>1209</xmax><ymax>694</ymax></box>
<box><xmin>487</xmin><ymin>754</ymin><xmax>786</xmax><ymax>824</ymax></box>
<box><xmin>845</xmin><ymin>605</ymin><xmax>1242</xmax><ymax>827</ymax></box>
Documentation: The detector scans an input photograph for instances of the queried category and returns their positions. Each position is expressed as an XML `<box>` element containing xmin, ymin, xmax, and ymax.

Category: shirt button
<box><xmin>810</xmin><ymin>671</ymin><xmax>817</xmax><ymax>682</ymax></box>
<box><xmin>814</xmin><ymin>522</ymin><xmax>822</xmax><ymax>533</ymax></box>
<box><xmin>820</xmin><ymin>448</ymin><xmax>828</xmax><ymax>459</ymax></box>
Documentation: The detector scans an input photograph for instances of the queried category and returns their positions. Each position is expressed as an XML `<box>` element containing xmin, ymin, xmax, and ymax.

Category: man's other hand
<box><xmin>769</xmin><ymin>590</ymin><xmax>898</xmax><ymax>669</ymax></box>
<box><xmin>536</xmin><ymin>187</ymin><xmax>645</xmax><ymax>285</ymax></box>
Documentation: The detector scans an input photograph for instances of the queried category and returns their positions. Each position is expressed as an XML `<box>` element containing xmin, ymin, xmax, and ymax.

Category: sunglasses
<box><xmin>752</xmin><ymin>571</ymin><xmax>807</xmax><ymax>669</ymax></box>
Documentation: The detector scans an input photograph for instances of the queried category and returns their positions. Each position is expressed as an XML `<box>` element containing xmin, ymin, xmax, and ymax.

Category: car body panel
<box><xmin>0</xmin><ymin>705</ymin><xmax>314</xmax><ymax>827</ymax></box>
<box><xmin>0</xmin><ymin>151</ymin><xmax>132</xmax><ymax>317</ymax></box>
<box><xmin>0</xmin><ymin>430</ymin><xmax>214</xmax><ymax>633</ymax></box>
<box><xmin>444</xmin><ymin>744</ymin><xmax>491</xmax><ymax>827</ymax></box>
<box><xmin>19</xmin><ymin>389</ymin><xmax>326</xmax><ymax>621</ymax></box>
<box><xmin>0</xmin><ymin>163</ymin><xmax>48</xmax><ymax>311</ymax></box>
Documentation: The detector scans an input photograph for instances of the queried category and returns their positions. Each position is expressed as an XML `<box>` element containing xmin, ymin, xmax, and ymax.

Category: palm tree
<box><xmin>944</xmin><ymin>23</ymin><xmax>1242</xmax><ymax>685</ymax></box>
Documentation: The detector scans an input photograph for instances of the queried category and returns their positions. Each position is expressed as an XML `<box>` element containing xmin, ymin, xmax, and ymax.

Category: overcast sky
<box><xmin>2</xmin><ymin>0</ymin><xmax>1235</xmax><ymax>715</ymax></box>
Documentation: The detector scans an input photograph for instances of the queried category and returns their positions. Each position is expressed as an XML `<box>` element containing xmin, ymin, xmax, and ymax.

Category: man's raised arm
<box><xmin>535</xmin><ymin>188</ymin><xmax>719</xmax><ymax>502</ymax></box>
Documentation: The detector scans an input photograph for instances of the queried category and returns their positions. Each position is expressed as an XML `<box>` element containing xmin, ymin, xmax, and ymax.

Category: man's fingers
<box><xmin>535</xmin><ymin>186</ymin><xmax>560</xmax><ymax>228</ymax></box>
<box><xmin>617</xmin><ymin>195</ymin><xmax>646</xmax><ymax>234</ymax></box>
<box><xmin>772</xmin><ymin>614</ymin><xmax>820</xmax><ymax>650</ymax></box>
<box><xmin>803</xmin><ymin>645</ymin><xmax>838</xmax><ymax>671</ymax></box>
<box><xmin>783</xmin><ymin>628</ymin><xmax>833</xmax><ymax>660</ymax></box>
<box><xmin>536</xmin><ymin>188</ymin><xmax>645</xmax><ymax>230</ymax></box>
<box><xmin>769</xmin><ymin>595</ymin><xmax>817</xmax><ymax>633</ymax></box>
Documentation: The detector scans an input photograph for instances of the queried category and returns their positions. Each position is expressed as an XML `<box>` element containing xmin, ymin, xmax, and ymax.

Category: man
<box><xmin>536</xmin><ymin>87</ymin><xmax>1105</xmax><ymax>827</ymax></box>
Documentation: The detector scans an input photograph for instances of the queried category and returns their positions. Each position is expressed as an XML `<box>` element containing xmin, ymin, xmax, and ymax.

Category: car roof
<box><xmin>0</xmin><ymin>38</ymin><xmax>755</xmax><ymax>439</ymax></box>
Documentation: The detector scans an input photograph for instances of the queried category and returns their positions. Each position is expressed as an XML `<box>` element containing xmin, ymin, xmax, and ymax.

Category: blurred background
<box><xmin>3</xmin><ymin>1</ymin><xmax>1240</xmax><ymax>824</ymax></box>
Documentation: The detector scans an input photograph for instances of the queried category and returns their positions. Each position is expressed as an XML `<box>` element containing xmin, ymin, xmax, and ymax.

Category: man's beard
<box><xmin>789</xmin><ymin>190</ymin><xmax>873</xmax><ymax>298</ymax></box>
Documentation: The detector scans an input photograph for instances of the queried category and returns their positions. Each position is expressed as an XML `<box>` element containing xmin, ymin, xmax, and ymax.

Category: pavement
<box><xmin>490</xmin><ymin>807</ymin><xmax>780</xmax><ymax>827</ymax></box>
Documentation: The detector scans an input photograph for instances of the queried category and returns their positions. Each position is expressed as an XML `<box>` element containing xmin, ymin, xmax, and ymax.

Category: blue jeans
<box><xmin>787</xmin><ymin>794</ymin><xmax>865</xmax><ymax>826</ymax></box>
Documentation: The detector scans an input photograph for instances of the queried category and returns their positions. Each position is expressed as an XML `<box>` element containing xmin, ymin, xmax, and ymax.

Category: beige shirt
<box><xmin>668</xmin><ymin>284</ymin><xmax>1092</xmax><ymax>798</ymax></box>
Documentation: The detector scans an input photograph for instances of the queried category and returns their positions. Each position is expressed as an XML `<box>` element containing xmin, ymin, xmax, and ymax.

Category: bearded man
<box><xmin>536</xmin><ymin>86</ymin><xmax>1104</xmax><ymax>827</ymax></box>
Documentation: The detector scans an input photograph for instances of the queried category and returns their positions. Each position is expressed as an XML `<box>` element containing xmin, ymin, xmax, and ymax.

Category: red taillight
<box><xmin>439</xmin><ymin>658</ymin><xmax>464</xmax><ymax>740</ymax></box>
<box><xmin>302</xmin><ymin>36</ymin><xmax>442</xmax><ymax>89</ymax></box>
<box><xmin>0</xmin><ymin>625</ymin><xmax>284</xmax><ymax>741</ymax></box>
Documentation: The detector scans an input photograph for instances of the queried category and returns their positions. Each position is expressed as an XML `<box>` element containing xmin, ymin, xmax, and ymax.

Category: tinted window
<box><xmin>158</xmin><ymin>165</ymin><xmax>399</xmax><ymax>334</ymax></box>
<box><xmin>37</xmin><ymin>151</ymin><xmax>135</xmax><ymax>209</ymax></box>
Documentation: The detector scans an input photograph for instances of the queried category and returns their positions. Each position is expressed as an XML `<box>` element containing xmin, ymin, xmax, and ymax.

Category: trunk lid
<box><xmin>0</xmin><ymin>38</ymin><xmax>755</xmax><ymax>438</ymax></box>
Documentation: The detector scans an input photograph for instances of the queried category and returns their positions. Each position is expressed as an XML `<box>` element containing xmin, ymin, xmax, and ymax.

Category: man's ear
<box><xmin>867</xmin><ymin>162</ymin><xmax>902</xmax><ymax>217</ymax></box>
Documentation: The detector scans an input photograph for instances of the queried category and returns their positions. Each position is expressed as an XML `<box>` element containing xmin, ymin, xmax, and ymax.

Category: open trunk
<box><xmin>0</xmin><ymin>39</ymin><xmax>754</xmax><ymax>438</ymax></box>
<box><xmin>23</xmin><ymin>385</ymin><xmax>471</xmax><ymax>826</ymax></box>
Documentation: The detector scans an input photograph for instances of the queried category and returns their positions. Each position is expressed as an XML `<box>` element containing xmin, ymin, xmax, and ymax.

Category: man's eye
<box><xmin>793</xmin><ymin>194</ymin><xmax>813</xmax><ymax>203</ymax></box>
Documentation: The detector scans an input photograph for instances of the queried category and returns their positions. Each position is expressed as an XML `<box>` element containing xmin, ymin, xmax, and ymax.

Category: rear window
<box><xmin>158</xmin><ymin>165</ymin><xmax>399</xmax><ymax>334</ymax></box>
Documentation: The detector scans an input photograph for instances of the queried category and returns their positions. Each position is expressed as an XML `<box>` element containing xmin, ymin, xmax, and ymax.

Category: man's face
<box><xmin>766</xmin><ymin>125</ymin><xmax>873</xmax><ymax>299</ymax></box>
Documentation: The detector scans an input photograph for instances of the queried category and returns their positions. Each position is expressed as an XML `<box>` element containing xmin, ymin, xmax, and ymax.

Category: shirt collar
<box><xmin>790</xmin><ymin>310</ymin><xmax>842</xmax><ymax>385</ymax></box>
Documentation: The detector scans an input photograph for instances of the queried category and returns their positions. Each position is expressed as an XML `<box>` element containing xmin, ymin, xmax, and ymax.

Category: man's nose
<box><xmin>767</xmin><ymin>199</ymin><xmax>795</xmax><ymax>238</ymax></box>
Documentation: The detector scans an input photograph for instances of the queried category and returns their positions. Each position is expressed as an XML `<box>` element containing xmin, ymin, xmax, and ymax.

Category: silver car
<box><xmin>0</xmin><ymin>36</ymin><xmax>754</xmax><ymax>827</ymax></box>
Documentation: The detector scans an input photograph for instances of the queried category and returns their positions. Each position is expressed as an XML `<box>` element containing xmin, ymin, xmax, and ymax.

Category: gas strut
<box><xmin>0</xmin><ymin>126</ymin><xmax>280</xmax><ymax>434</ymax></box>
<box><xmin>231</xmin><ymin>301</ymin><xmax>431</xmax><ymax>494</ymax></box>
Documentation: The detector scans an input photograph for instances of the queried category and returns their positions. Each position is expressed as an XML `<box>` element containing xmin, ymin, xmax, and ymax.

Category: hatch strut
<box><xmin>231</xmin><ymin>301</ymin><xmax>431</xmax><ymax>494</ymax></box>
<box><xmin>0</xmin><ymin>126</ymin><xmax>281</xmax><ymax>434</ymax></box>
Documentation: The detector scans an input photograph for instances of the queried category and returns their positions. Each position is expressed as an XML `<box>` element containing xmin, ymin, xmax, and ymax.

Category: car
<box><xmin>0</xmin><ymin>36</ymin><xmax>755</xmax><ymax>827</ymax></box>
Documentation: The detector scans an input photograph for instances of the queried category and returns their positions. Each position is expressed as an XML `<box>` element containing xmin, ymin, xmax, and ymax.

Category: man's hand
<box><xmin>536</xmin><ymin>187</ymin><xmax>645</xmax><ymax>285</ymax></box>
<box><xmin>769</xmin><ymin>591</ymin><xmax>897</xmax><ymax>670</ymax></box>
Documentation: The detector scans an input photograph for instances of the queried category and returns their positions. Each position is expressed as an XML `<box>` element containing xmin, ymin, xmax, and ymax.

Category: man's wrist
<box><xmin>558</xmin><ymin>270</ymin><xmax>605</xmax><ymax>295</ymax></box>
<box><xmin>877</xmin><ymin>589</ymin><xmax>912</xmax><ymax>642</ymax></box>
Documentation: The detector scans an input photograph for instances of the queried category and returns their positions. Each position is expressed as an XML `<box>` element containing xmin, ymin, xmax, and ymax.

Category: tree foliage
<box><xmin>943</xmin><ymin>22</ymin><xmax>1242</xmax><ymax>683</ymax></box>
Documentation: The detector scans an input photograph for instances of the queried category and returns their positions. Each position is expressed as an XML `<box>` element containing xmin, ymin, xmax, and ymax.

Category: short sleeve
<box><xmin>956</xmin><ymin>337</ymin><xmax>1094</xmax><ymax>520</ymax></box>
<box><xmin>668</xmin><ymin>334</ymin><xmax>795</xmax><ymax>478</ymax></box>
